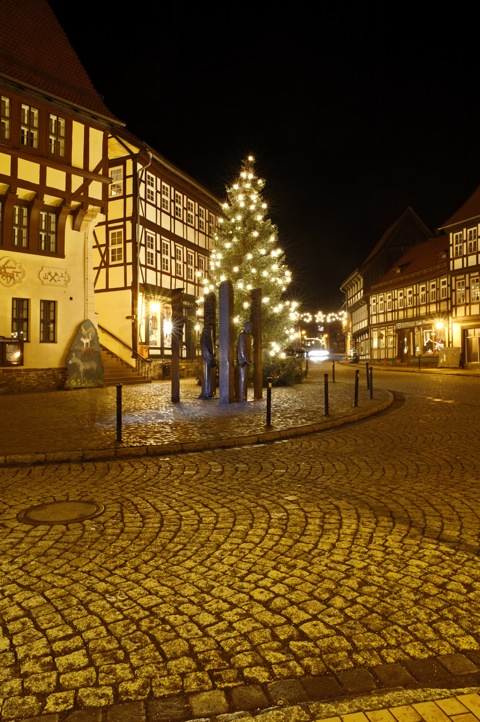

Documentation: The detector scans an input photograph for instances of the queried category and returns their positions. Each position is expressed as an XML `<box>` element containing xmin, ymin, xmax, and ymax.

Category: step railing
<box><xmin>98</xmin><ymin>325</ymin><xmax>152</xmax><ymax>379</ymax></box>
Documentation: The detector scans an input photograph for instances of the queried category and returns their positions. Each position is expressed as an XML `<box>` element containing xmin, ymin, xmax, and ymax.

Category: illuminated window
<box><xmin>39</xmin><ymin>210</ymin><xmax>57</xmax><ymax>252</ymax></box>
<box><xmin>187</xmin><ymin>251</ymin><xmax>194</xmax><ymax>280</ymax></box>
<box><xmin>175</xmin><ymin>247</ymin><xmax>182</xmax><ymax>276</ymax></box>
<box><xmin>456</xmin><ymin>279</ymin><xmax>466</xmax><ymax>304</ymax></box>
<box><xmin>430</xmin><ymin>281</ymin><xmax>437</xmax><ymax>301</ymax></box>
<box><xmin>40</xmin><ymin>300</ymin><xmax>56</xmax><ymax>342</ymax></box>
<box><xmin>146</xmin><ymin>233</ymin><xmax>155</xmax><ymax>266</ymax></box>
<box><xmin>198</xmin><ymin>207</ymin><xmax>205</xmax><ymax>231</ymax></box>
<box><xmin>398</xmin><ymin>290</ymin><xmax>404</xmax><ymax>309</ymax></box>
<box><xmin>20</xmin><ymin>104</ymin><xmax>39</xmax><ymax>148</ymax></box>
<box><xmin>440</xmin><ymin>278</ymin><xmax>448</xmax><ymax>299</ymax></box>
<box><xmin>1</xmin><ymin>95</ymin><xmax>10</xmax><ymax>140</ymax></box>
<box><xmin>110</xmin><ymin>167</ymin><xmax>123</xmax><ymax>196</ymax></box>
<box><xmin>12</xmin><ymin>298</ymin><xmax>29</xmax><ymax>341</ymax></box>
<box><xmin>198</xmin><ymin>256</ymin><xmax>205</xmax><ymax>274</ymax></box>
<box><xmin>12</xmin><ymin>205</ymin><xmax>28</xmax><ymax>247</ymax></box>
<box><xmin>471</xmin><ymin>277</ymin><xmax>480</xmax><ymax>302</ymax></box>
<box><xmin>146</xmin><ymin>173</ymin><xmax>155</xmax><ymax>203</ymax></box>
<box><xmin>419</xmin><ymin>284</ymin><xmax>426</xmax><ymax>304</ymax></box>
<box><xmin>378</xmin><ymin>295</ymin><xmax>384</xmax><ymax>313</ymax></box>
<box><xmin>109</xmin><ymin>228</ymin><xmax>123</xmax><ymax>263</ymax></box>
<box><xmin>175</xmin><ymin>192</ymin><xmax>182</xmax><ymax>219</ymax></box>
<box><xmin>161</xmin><ymin>239</ymin><xmax>170</xmax><ymax>271</ymax></box>
<box><xmin>187</xmin><ymin>200</ymin><xmax>194</xmax><ymax>225</ymax></box>
<box><xmin>48</xmin><ymin>114</ymin><xmax>65</xmax><ymax>156</ymax></box>
<box><xmin>386</xmin><ymin>293</ymin><xmax>392</xmax><ymax>311</ymax></box>
<box><xmin>407</xmin><ymin>288</ymin><xmax>413</xmax><ymax>306</ymax></box>
<box><xmin>161</xmin><ymin>183</ymin><xmax>169</xmax><ymax>211</ymax></box>
<box><xmin>467</xmin><ymin>227</ymin><xmax>478</xmax><ymax>254</ymax></box>
<box><xmin>453</xmin><ymin>232</ymin><xmax>463</xmax><ymax>257</ymax></box>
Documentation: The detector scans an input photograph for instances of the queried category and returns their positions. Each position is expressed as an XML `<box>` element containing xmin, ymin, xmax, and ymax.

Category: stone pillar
<box><xmin>171</xmin><ymin>288</ymin><xmax>183</xmax><ymax>403</ymax></box>
<box><xmin>218</xmin><ymin>281</ymin><xmax>235</xmax><ymax>404</ymax></box>
<box><xmin>203</xmin><ymin>292</ymin><xmax>217</xmax><ymax>397</ymax></box>
<box><xmin>251</xmin><ymin>288</ymin><xmax>263</xmax><ymax>399</ymax></box>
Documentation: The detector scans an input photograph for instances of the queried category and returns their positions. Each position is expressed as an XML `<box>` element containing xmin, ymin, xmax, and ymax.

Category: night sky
<box><xmin>49</xmin><ymin>2</ymin><xmax>480</xmax><ymax>312</ymax></box>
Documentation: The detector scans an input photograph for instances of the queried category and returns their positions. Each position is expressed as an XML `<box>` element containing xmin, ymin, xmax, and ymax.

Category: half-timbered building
<box><xmin>94</xmin><ymin>128</ymin><xmax>221</xmax><ymax>378</ymax></box>
<box><xmin>368</xmin><ymin>235</ymin><xmax>450</xmax><ymax>364</ymax></box>
<box><xmin>0</xmin><ymin>0</ymin><xmax>123</xmax><ymax>391</ymax></box>
<box><xmin>438</xmin><ymin>186</ymin><xmax>480</xmax><ymax>369</ymax></box>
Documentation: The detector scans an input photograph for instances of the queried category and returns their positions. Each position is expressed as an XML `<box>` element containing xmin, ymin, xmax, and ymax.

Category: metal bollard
<box><xmin>366</xmin><ymin>362</ymin><xmax>370</xmax><ymax>389</ymax></box>
<box><xmin>304</xmin><ymin>358</ymin><xmax>309</xmax><ymax>378</ymax></box>
<box><xmin>324</xmin><ymin>373</ymin><xmax>329</xmax><ymax>416</ymax></box>
<box><xmin>331</xmin><ymin>360</ymin><xmax>335</xmax><ymax>382</ymax></box>
<box><xmin>266</xmin><ymin>376</ymin><xmax>273</xmax><ymax>427</ymax></box>
<box><xmin>353</xmin><ymin>368</ymin><xmax>359</xmax><ymax>407</ymax></box>
<box><xmin>116</xmin><ymin>384</ymin><xmax>123</xmax><ymax>443</ymax></box>
<box><xmin>369</xmin><ymin>367</ymin><xmax>373</xmax><ymax>399</ymax></box>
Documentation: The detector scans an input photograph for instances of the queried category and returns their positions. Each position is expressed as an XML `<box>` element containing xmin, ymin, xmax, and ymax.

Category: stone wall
<box><xmin>0</xmin><ymin>368</ymin><xmax>67</xmax><ymax>394</ymax></box>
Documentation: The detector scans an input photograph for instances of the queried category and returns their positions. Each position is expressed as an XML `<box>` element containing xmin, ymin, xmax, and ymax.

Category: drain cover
<box><xmin>18</xmin><ymin>500</ymin><xmax>104</xmax><ymax>526</ymax></box>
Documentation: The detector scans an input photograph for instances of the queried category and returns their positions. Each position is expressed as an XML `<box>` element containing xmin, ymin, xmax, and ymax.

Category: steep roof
<box><xmin>0</xmin><ymin>0</ymin><xmax>122</xmax><ymax>123</ymax></box>
<box><xmin>438</xmin><ymin>185</ymin><xmax>480</xmax><ymax>230</ymax></box>
<box><xmin>371</xmin><ymin>234</ymin><xmax>449</xmax><ymax>290</ymax></box>
<box><xmin>362</xmin><ymin>207</ymin><xmax>432</xmax><ymax>267</ymax></box>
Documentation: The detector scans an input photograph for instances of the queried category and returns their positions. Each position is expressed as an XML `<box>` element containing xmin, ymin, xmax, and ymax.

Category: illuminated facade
<box><xmin>0</xmin><ymin>0</ymin><xmax>122</xmax><ymax>391</ymax></box>
<box><xmin>93</xmin><ymin>128</ymin><xmax>221</xmax><ymax>371</ymax></box>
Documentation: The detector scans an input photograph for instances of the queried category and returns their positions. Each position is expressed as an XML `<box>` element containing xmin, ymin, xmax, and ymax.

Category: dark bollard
<box><xmin>324</xmin><ymin>373</ymin><xmax>329</xmax><ymax>416</ymax></box>
<box><xmin>331</xmin><ymin>360</ymin><xmax>335</xmax><ymax>382</ymax></box>
<box><xmin>369</xmin><ymin>367</ymin><xmax>373</xmax><ymax>399</ymax></box>
<box><xmin>418</xmin><ymin>356</ymin><xmax>421</xmax><ymax>371</ymax></box>
<box><xmin>353</xmin><ymin>368</ymin><xmax>359</xmax><ymax>407</ymax></box>
<box><xmin>366</xmin><ymin>362</ymin><xmax>370</xmax><ymax>389</ymax></box>
<box><xmin>304</xmin><ymin>358</ymin><xmax>309</xmax><ymax>378</ymax></box>
<box><xmin>116</xmin><ymin>384</ymin><xmax>123</xmax><ymax>443</ymax></box>
<box><xmin>266</xmin><ymin>376</ymin><xmax>273</xmax><ymax>427</ymax></box>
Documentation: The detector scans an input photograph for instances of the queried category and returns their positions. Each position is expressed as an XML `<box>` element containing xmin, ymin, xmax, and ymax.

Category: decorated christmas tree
<box><xmin>199</xmin><ymin>155</ymin><xmax>296</xmax><ymax>357</ymax></box>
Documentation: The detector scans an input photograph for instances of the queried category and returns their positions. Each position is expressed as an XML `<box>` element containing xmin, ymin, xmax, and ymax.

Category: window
<box><xmin>209</xmin><ymin>213</ymin><xmax>215</xmax><ymax>228</ymax></box>
<box><xmin>471</xmin><ymin>277</ymin><xmax>480</xmax><ymax>302</ymax></box>
<box><xmin>398</xmin><ymin>290</ymin><xmax>404</xmax><ymax>309</ymax></box>
<box><xmin>146</xmin><ymin>174</ymin><xmax>155</xmax><ymax>203</ymax></box>
<box><xmin>407</xmin><ymin>288</ymin><xmax>413</xmax><ymax>307</ymax></box>
<box><xmin>40</xmin><ymin>300</ymin><xmax>56</xmax><ymax>342</ymax></box>
<box><xmin>187</xmin><ymin>251</ymin><xmax>194</xmax><ymax>280</ymax></box>
<box><xmin>12</xmin><ymin>298</ymin><xmax>29</xmax><ymax>341</ymax></box>
<box><xmin>467</xmin><ymin>227</ymin><xmax>478</xmax><ymax>254</ymax></box>
<box><xmin>146</xmin><ymin>233</ymin><xmax>155</xmax><ymax>266</ymax></box>
<box><xmin>187</xmin><ymin>200</ymin><xmax>194</xmax><ymax>225</ymax></box>
<box><xmin>198</xmin><ymin>207</ymin><xmax>205</xmax><ymax>231</ymax></box>
<box><xmin>12</xmin><ymin>205</ymin><xmax>28</xmax><ymax>247</ymax></box>
<box><xmin>378</xmin><ymin>295</ymin><xmax>384</xmax><ymax>313</ymax></box>
<box><xmin>1</xmin><ymin>95</ymin><xmax>10</xmax><ymax>140</ymax></box>
<box><xmin>161</xmin><ymin>183</ymin><xmax>169</xmax><ymax>211</ymax></box>
<box><xmin>456</xmin><ymin>279</ymin><xmax>466</xmax><ymax>304</ymax></box>
<box><xmin>110</xmin><ymin>167</ymin><xmax>123</xmax><ymax>196</ymax></box>
<box><xmin>371</xmin><ymin>297</ymin><xmax>377</xmax><ymax>314</ymax></box>
<box><xmin>419</xmin><ymin>284</ymin><xmax>426</xmax><ymax>304</ymax></box>
<box><xmin>453</xmin><ymin>232</ymin><xmax>463</xmax><ymax>257</ymax></box>
<box><xmin>161</xmin><ymin>240</ymin><xmax>170</xmax><ymax>271</ymax></box>
<box><xmin>198</xmin><ymin>256</ymin><xmax>205</xmax><ymax>275</ymax></box>
<box><xmin>440</xmin><ymin>278</ymin><xmax>448</xmax><ymax>299</ymax></box>
<box><xmin>39</xmin><ymin>210</ymin><xmax>57</xmax><ymax>252</ymax></box>
<box><xmin>175</xmin><ymin>247</ymin><xmax>182</xmax><ymax>276</ymax></box>
<box><xmin>430</xmin><ymin>281</ymin><xmax>437</xmax><ymax>302</ymax></box>
<box><xmin>175</xmin><ymin>192</ymin><xmax>182</xmax><ymax>219</ymax></box>
<box><xmin>109</xmin><ymin>228</ymin><xmax>123</xmax><ymax>263</ymax></box>
<box><xmin>20</xmin><ymin>104</ymin><xmax>39</xmax><ymax>148</ymax></box>
<box><xmin>386</xmin><ymin>293</ymin><xmax>392</xmax><ymax>311</ymax></box>
<box><xmin>48</xmin><ymin>114</ymin><xmax>65</xmax><ymax>156</ymax></box>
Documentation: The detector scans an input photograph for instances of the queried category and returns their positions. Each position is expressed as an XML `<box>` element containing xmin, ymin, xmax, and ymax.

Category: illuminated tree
<box><xmin>199</xmin><ymin>155</ymin><xmax>294</xmax><ymax>355</ymax></box>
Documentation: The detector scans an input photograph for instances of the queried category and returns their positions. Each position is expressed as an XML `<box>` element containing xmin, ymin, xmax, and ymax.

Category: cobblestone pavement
<box><xmin>0</xmin><ymin>363</ymin><xmax>479</xmax><ymax>721</ymax></box>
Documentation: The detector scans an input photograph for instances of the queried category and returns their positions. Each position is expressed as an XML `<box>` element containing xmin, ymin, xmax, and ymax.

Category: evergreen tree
<box><xmin>200</xmin><ymin>155</ymin><xmax>295</xmax><ymax>356</ymax></box>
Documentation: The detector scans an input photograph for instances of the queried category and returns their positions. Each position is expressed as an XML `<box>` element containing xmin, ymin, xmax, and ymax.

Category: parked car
<box><xmin>348</xmin><ymin>349</ymin><xmax>359</xmax><ymax>363</ymax></box>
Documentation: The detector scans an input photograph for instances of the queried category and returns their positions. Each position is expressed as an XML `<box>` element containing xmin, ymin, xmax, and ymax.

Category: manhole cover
<box><xmin>18</xmin><ymin>500</ymin><xmax>104</xmax><ymax>526</ymax></box>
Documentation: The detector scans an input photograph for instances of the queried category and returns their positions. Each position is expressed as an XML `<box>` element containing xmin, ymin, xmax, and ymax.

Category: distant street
<box><xmin>1</xmin><ymin>366</ymin><xmax>479</xmax><ymax>721</ymax></box>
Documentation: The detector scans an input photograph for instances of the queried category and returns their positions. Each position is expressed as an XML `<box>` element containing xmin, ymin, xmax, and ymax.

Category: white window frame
<box><xmin>13</xmin><ymin>205</ymin><xmax>28</xmax><ymax>247</ymax></box>
<box><xmin>187</xmin><ymin>200</ymin><xmax>194</xmax><ymax>225</ymax></box>
<box><xmin>161</xmin><ymin>183</ymin><xmax>170</xmax><ymax>211</ymax></box>
<box><xmin>20</xmin><ymin>104</ymin><xmax>39</xmax><ymax>148</ymax></box>
<box><xmin>187</xmin><ymin>251</ymin><xmax>194</xmax><ymax>280</ymax></box>
<box><xmin>1</xmin><ymin>95</ymin><xmax>10</xmax><ymax>140</ymax></box>
<box><xmin>453</xmin><ymin>232</ymin><xmax>463</xmax><ymax>257</ymax></box>
<box><xmin>175</xmin><ymin>247</ymin><xmax>182</xmax><ymax>276</ymax></box>
<box><xmin>419</xmin><ymin>284</ymin><xmax>426</xmax><ymax>304</ymax></box>
<box><xmin>378</xmin><ymin>295</ymin><xmax>384</xmax><ymax>313</ymax></box>
<box><xmin>456</xmin><ymin>278</ymin><xmax>466</xmax><ymax>304</ymax></box>
<box><xmin>471</xmin><ymin>277</ymin><xmax>480</xmax><ymax>302</ymax></box>
<box><xmin>386</xmin><ymin>293</ymin><xmax>392</xmax><ymax>311</ymax></box>
<box><xmin>39</xmin><ymin>210</ymin><xmax>57</xmax><ymax>252</ymax></box>
<box><xmin>175</xmin><ymin>192</ymin><xmax>182</xmax><ymax>219</ymax></box>
<box><xmin>198</xmin><ymin>207</ymin><xmax>205</xmax><ymax>231</ymax></box>
<box><xmin>146</xmin><ymin>233</ymin><xmax>155</xmax><ymax>266</ymax></box>
<box><xmin>48</xmin><ymin>114</ymin><xmax>65</xmax><ymax>156</ymax></box>
<box><xmin>161</xmin><ymin>239</ymin><xmax>170</xmax><ymax>272</ymax></box>
<box><xmin>407</xmin><ymin>288</ymin><xmax>413</xmax><ymax>307</ymax></box>
<box><xmin>398</xmin><ymin>290</ymin><xmax>404</xmax><ymax>309</ymax></box>
<box><xmin>467</xmin><ymin>227</ymin><xmax>478</xmax><ymax>254</ymax></box>
<box><xmin>146</xmin><ymin>173</ymin><xmax>155</xmax><ymax>203</ymax></box>
<box><xmin>109</xmin><ymin>227</ymin><xmax>124</xmax><ymax>263</ymax></box>
<box><xmin>110</xmin><ymin>167</ymin><xmax>123</xmax><ymax>197</ymax></box>
<box><xmin>430</xmin><ymin>281</ymin><xmax>437</xmax><ymax>302</ymax></box>
<box><xmin>440</xmin><ymin>278</ymin><xmax>448</xmax><ymax>299</ymax></box>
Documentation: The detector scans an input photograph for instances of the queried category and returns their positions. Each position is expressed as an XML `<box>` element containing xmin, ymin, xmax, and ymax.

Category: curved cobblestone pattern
<box><xmin>0</xmin><ymin>366</ymin><xmax>479</xmax><ymax>720</ymax></box>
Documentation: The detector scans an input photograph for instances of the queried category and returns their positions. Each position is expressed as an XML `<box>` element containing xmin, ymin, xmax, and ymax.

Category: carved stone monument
<box><xmin>65</xmin><ymin>319</ymin><xmax>104</xmax><ymax>389</ymax></box>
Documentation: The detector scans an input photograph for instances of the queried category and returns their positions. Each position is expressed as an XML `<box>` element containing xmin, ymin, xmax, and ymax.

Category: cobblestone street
<box><xmin>0</xmin><ymin>364</ymin><xmax>479</xmax><ymax>721</ymax></box>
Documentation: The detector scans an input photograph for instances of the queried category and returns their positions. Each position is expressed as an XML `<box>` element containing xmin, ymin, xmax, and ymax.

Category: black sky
<box><xmin>49</xmin><ymin>2</ymin><xmax>480</xmax><ymax>311</ymax></box>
